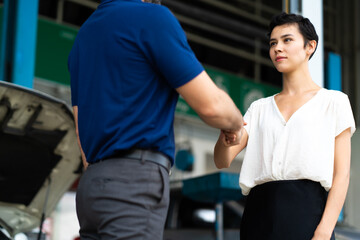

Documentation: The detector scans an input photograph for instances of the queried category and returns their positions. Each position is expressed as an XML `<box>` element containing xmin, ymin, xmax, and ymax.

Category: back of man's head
<box><xmin>143</xmin><ymin>0</ymin><xmax>161</xmax><ymax>4</ymax></box>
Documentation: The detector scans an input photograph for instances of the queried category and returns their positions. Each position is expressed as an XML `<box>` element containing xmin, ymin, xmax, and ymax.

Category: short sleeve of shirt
<box><xmin>243</xmin><ymin>102</ymin><xmax>254</xmax><ymax>135</ymax></box>
<box><xmin>140</xmin><ymin>6</ymin><xmax>204</xmax><ymax>88</ymax></box>
<box><xmin>335</xmin><ymin>93</ymin><xmax>356</xmax><ymax>137</ymax></box>
<box><xmin>68</xmin><ymin>48</ymin><xmax>78</xmax><ymax>106</ymax></box>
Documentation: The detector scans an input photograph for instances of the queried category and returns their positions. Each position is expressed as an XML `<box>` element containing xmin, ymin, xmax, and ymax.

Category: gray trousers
<box><xmin>76</xmin><ymin>157</ymin><xmax>170</xmax><ymax>240</ymax></box>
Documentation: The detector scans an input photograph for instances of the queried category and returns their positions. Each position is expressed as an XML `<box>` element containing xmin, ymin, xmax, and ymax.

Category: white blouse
<box><xmin>239</xmin><ymin>88</ymin><xmax>356</xmax><ymax>195</ymax></box>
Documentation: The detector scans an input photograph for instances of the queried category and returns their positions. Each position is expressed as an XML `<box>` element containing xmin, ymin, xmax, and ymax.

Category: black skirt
<box><xmin>240</xmin><ymin>180</ymin><xmax>336</xmax><ymax>240</ymax></box>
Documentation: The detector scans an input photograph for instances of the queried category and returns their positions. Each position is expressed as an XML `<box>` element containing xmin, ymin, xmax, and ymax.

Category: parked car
<box><xmin>0</xmin><ymin>81</ymin><xmax>82</xmax><ymax>239</ymax></box>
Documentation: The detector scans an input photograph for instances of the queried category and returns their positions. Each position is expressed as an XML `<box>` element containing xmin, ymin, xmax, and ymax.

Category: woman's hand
<box><xmin>221</xmin><ymin>126</ymin><xmax>246</xmax><ymax>147</ymax></box>
<box><xmin>214</xmin><ymin>123</ymin><xmax>248</xmax><ymax>169</ymax></box>
<box><xmin>221</xmin><ymin>130</ymin><xmax>240</xmax><ymax>146</ymax></box>
<box><xmin>312</xmin><ymin>128</ymin><xmax>352</xmax><ymax>240</ymax></box>
<box><xmin>311</xmin><ymin>227</ymin><xmax>332</xmax><ymax>240</ymax></box>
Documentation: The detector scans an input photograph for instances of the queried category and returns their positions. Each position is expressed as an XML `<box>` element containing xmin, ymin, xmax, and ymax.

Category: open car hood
<box><xmin>0</xmin><ymin>81</ymin><xmax>82</xmax><ymax>237</ymax></box>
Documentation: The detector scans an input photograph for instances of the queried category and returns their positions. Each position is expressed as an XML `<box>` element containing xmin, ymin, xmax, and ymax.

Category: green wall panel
<box><xmin>35</xmin><ymin>18</ymin><xmax>77</xmax><ymax>85</ymax></box>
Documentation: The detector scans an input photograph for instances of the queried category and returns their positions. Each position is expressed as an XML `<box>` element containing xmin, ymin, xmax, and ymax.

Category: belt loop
<box><xmin>140</xmin><ymin>150</ymin><xmax>146</xmax><ymax>164</ymax></box>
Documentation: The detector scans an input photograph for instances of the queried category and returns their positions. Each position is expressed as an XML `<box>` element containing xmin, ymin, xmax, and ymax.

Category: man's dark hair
<box><xmin>267</xmin><ymin>12</ymin><xmax>318</xmax><ymax>59</ymax></box>
<box><xmin>143</xmin><ymin>0</ymin><xmax>161</xmax><ymax>4</ymax></box>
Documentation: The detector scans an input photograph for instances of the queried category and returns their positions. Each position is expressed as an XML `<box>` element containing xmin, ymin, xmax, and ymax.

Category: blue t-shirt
<box><xmin>68</xmin><ymin>0</ymin><xmax>204</xmax><ymax>164</ymax></box>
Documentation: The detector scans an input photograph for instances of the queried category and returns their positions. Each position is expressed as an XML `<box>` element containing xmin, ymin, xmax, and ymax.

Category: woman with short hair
<box><xmin>214</xmin><ymin>12</ymin><xmax>356</xmax><ymax>240</ymax></box>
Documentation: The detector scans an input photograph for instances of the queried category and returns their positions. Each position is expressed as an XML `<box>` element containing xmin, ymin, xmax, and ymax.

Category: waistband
<box><xmin>90</xmin><ymin>149</ymin><xmax>172</xmax><ymax>174</ymax></box>
<box><xmin>251</xmin><ymin>179</ymin><xmax>327</xmax><ymax>198</ymax></box>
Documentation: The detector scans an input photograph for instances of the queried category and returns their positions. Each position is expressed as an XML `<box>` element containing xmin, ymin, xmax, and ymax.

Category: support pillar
<box><xmin>0</xmin><ymin>0</ymin><xmax>39</xmax><ymax>88</ymax></box>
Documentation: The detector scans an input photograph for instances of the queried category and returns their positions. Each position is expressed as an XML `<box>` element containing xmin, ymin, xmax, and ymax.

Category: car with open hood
<box><xmin>0</xmin><ymin>81</ymin><xmax>82</xmax><ymax>239</ymax></box>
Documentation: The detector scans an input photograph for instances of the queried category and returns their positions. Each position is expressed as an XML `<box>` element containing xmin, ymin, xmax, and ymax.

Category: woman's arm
<box><xmin>214</xmin><ymin>128</ymin><xmax>248</xmax><ymax>169</ymax></box>
<box><xmin>312</xmin><ymin>128</ymin><xmax>352</xmax><ymax>240</ymax></box>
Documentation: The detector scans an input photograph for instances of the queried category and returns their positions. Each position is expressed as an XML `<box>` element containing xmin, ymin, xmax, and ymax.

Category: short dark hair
<box><xmin>143</xmin><ymin>0</ymin><xmax>161</xmax><ymax>4</ymax></box>
<box><xmin>267</xmin><ymin>12</ymin><xmax>319</xmax><ymax>59</ymax></box>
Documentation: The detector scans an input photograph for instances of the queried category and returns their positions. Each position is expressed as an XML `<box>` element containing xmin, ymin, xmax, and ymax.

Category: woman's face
<box><xmin>269</xmin><ymin>24</ymin><xmax>312</xmax><ymax>73</ymax></box>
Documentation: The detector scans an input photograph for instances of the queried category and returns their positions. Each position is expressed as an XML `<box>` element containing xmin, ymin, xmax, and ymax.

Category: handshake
<box><xmin>221</xmin><ymin>122</ymin><xmax>247</xmax><ymax>147</ymax></box>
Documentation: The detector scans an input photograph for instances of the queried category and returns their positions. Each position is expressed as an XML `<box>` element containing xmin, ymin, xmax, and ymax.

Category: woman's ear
<box><xmin>307</xmin><ymin>40</ymin><xmax>317</xmax><ymax>56</ymax></box>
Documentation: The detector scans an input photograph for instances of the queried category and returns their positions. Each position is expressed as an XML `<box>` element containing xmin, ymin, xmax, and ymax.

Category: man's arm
<box><xmin>73</xmin><ymin>106</ymin><xmax>88</xmax><ymax>169</ymax></box>
<box><xmin>176</xmin><ymin>71</ymin><xmax>243</xmax><ymax>131</ymax></box>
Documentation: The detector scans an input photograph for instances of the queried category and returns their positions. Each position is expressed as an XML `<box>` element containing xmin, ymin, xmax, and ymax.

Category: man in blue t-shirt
<box><xmin>68</xmin><ymin>0</ymin><xmax>243</xmax><ymax>239</ymax></box>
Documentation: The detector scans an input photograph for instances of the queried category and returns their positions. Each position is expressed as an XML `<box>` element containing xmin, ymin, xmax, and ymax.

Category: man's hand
<box><xmin>221</xmin><ymin>130</ymin><xmax>239</xmax><ymax>146</ymax></box>
<box><xmin>221</xmin><ymin>122</ymin><xmax>247</xmax><ymax>147</ymax></box>
<box><xmin>214</xmin><ymin>123</ymin><xmax>248</xmax><ymax>169</ymax></box>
